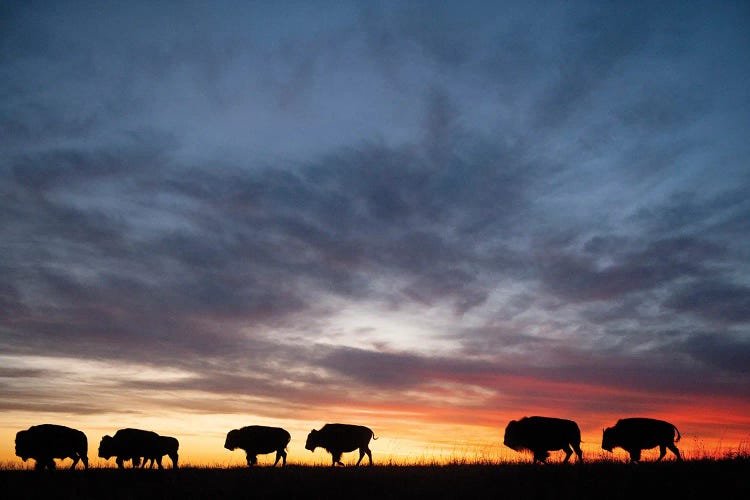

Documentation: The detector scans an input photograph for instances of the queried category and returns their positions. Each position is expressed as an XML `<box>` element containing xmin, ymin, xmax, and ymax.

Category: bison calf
<box><xmin>602</xmin><ymin>417</ymin><xmax>681</xmax><ymax>462</ymax></box>
<box><xmin>224</xmin><ymin>425</ymin><xmax>291</xmax><ymax>467</ymax></box>
<box><xmin>503</xmin><ymin>416</ymin><xmax>583</xmax><ymax>463</ymax></box>
<box><xmin>140</xmin><ymin>435</ymin><xmax>180</xmax><ymax>469</ymax></box>
<box><xmin>305</xmin><ymin>423</ymin><xmax>377</xmax><ymax>466</ymax></box>
<box><xmin>15</xmin><ymin>424</ymin><xmax>89</xmax><ymax>471</ymax></box>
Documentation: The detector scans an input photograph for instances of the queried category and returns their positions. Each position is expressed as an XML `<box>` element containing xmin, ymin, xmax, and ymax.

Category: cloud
<box><xmin>666</xmin><ymin>281</ymin><xmax>750</xmax><ymax>324</ymax></box>
<box><xmin>681</xmin><ymin>333</ymin><xmax>750</xmax><ymax>374</ymax></box>
<box><xmin>1</xmin><ymin>104</ymin><xmax>540</xmax><ymax>365</ymax></box>
<box><xmin>537</xmin><ymin>236</ymin><xmax>721</xmax><ymax>303</ymax></box>
<box><xmin>0</xmin><ymin>1</ymin><xmax>749</xmax><ymax>441</ymax></box>
<box><xmin>320</xmin><ymin>346</ymin><xmax>428</xmax><ymax>388</ymax></box>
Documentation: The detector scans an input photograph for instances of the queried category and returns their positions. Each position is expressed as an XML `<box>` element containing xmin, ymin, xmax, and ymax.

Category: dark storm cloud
<box><xmin>666</xmin><ymin>281</ymin><xmax>750</xmax><ymax>324</ymax></box>
<box><xmin>1</xmin><ymin>0</ymin><xmax>749</xmax><ymax>421</ymax></box>
<box><xmin>1</xmin><ymin>117</ymin><xmax>537</xmax><ymax>365</ymax></box>
<box><xmin>681</xmin><ymin>334</ymin><xmax>750</xmax><ymax>375</ymax></box>
<box><xmin>538</xmin><ymin>236</ymin><xmax>723</xmax><ymax>302</ymax></box>
<box><xmin>320</xmin><ymin>347</ymin><xmax>428</xmax><ymax>388</ymax></box>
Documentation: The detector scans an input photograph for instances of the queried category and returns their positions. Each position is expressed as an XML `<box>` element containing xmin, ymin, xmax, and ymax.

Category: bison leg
<box><xmin>70</xmin><ymin>455</ymin><xmax>80</xmax><ymax>470</ymax></box>
<box><xmin>572</xmin><ymin>443</ymin><xmax>583</xmax><ymax>463</ymax></box>
<box><xmin>355</xmin><ymin>446</ymin><xmax>372</xmax><ymax>466</ymax></box>
<box><xmin>156</xmin><ymin>456</ymin><xmax>164</xmax><ymax>469</ymax></box>
<box><xmin>533</xmin><ymin>451</ymin><xmax>549</xmax><ymax>463</ymax></box>
<box><xmin>170</xmin><ymin>452</ymin><xmax>179</xmax><ymax>469</ymax></box>
<box><xmin>628</xmin><ymin>449</ymin><xmax>642</xmax><ymax>463</ymax></box>
<box><xmin>116</xmin><ymin>457</ymin><xmax>126</xmax><ymax>469</ymax></box>
<box><xmin>37</xmin><ymin>458</ymin><xmax>55</xmax><ymax>471</ymax></box>
<box><xmin>657</xmin><ymin>445</ymin><xmax>667</xmax><ymax>461</ymax></box>
<box><xmin>331</xmin><ymin>451</ymin><xmax>343</xmax><ymax>466</ymax></box>
<box><xmin>563</xmin><ymin>445</ymin><xmax>573</xmax><ymax>463</ymax></box>
<box><xmin>81</xmin><ymin>454</ymin><xmax>89</xmax><ymax>469</ymax></box>
<box><xmin>273</xmin><ymin>449</ymin><xmax>287</xmax><ymax>467</ymax></box>
<box><xmin>246</xmin><ymin>453</ymin><xmax>258</xmax><ymax>466</ymax></box>
<box><xmin>667</xmin><ymin>443</ymin><xmax>682</xmax><ymax>461</ymax></box>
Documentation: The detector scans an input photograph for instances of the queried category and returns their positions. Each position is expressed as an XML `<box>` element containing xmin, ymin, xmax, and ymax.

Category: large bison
<box><xmin>503</xmin><ymin>416</ymin><xmax>583</xmax><ymax>463</ymax></box>
<box><xmin>224</xmin><ymin>425</ymin><xmax>291</xmax><ymax>467</ymax></box>
<box><xmin>305</xmin><ymin>423</ymin><xmax>377</xmax><ymax>466</ymax></box>
<box><xmin>98</xmin><ymin>428</ymin><xmax>178</xmax><ymax>469</ymax></box>
<box><xmin>15</xmin><ymin>424</ymin><xmax>89</xmax><ymax>470</ymax></box>
<box><xmin>602</xmin><ymin>417</ymin><xmax>682</xmax><ymax>462</ymax></box>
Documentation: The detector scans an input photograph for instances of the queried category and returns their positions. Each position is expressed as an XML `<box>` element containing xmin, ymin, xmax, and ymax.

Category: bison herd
<box><xmin>15</xmin><ymin>416</ymin><xmax>682</xmax><ymax>470</ymax></box>
<box><xmin>503</xmin><ymin>416</ymin><xmax>681</xmax><ymax>464</ymax></box>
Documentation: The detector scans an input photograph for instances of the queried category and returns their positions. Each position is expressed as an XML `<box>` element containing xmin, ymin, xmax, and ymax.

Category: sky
<box><xmin>1</xmin><ymin>0</ymin><xmax>749</xmax><ymax>466</ymax></box>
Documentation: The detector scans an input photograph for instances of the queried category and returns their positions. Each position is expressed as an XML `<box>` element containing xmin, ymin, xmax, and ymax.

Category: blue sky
<box><xmin>1</xmin><ymin>0</ymin><xmax>749</xmax><ymax>462</ymax></box>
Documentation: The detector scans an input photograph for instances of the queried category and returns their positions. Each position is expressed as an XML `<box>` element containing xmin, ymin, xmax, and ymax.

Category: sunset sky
<box><xmin>2</xmin><ymin>1</ymin><xmax>749</xmax><ymax>467</ymax></box>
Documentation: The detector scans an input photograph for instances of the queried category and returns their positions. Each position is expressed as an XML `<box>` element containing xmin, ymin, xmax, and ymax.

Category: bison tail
<box><xmin>673</xmin><ymin>425</ymin><xmax>681</xmax><ymax>443</ymax></box>
<box><xmin>372</xmin><ymin>431</ymin><xmax>378</xmax><ymax>440</ymax></box>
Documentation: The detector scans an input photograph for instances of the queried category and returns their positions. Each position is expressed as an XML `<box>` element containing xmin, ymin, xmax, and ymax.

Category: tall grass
<box><xmin>2</xmin><ymin>448</ymin><xmax>748</xmax><ymax>470</ymax></box>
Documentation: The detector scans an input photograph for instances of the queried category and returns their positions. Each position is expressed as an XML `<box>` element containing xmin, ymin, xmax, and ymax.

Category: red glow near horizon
<box><xmin>1</xmin><ymin>362</ymin><xmax>748</xmax><ymax>467</ymax></box>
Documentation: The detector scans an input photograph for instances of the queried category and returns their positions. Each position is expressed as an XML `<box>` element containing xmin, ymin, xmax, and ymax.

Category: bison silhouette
<box><xmin>140</xmin><ymin>435</ymin><xmax>180</xmax><ymax>469</ymax></box>
<box><xmin>224</xmin><ymin>425</ymin><xmax>291</xmax><ymax>466</ymax></box>
<box><xmin>98</xmin><ymin>428</ymin><xmax>178</xmax><ymax>469</ymax></box>
<box><xmin>305</xmin><ymin>423</ymin><xmax>377</xmax><ymax>466</ymax></box>
<box><xmin>15</xmin><ymin>424</ymin><xmax>88</xmax><ymax>470</ymax></box>
<box><xmin>503</xmin><ymin>416</ymin><xmax>583</xmax><ymax>463</ymax></box>
<box><xmin>602</xmin><ymin>417</ymin><xmax>682</xmax><ymax>462</ymax></box>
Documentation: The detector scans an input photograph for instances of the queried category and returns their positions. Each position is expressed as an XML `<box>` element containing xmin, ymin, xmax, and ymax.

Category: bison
<box><xmin>224</xmin><ymin>425</ymin><xmax>291</xmax><ymax>467</ymax></box>
<box><xmin>305</xmin><ymin>423</ymin><xmax>377</xmax><ymax>466</ymax></box>
<box><xmin>602</xmin><ymin>417</ymin><xmax>682</xmax><ymax>462</ymax></box>
<box><xmin>140</xmin><ymin>435</ymin><xmax>180</xmax><ymax>469</ymax></box>
<box><xmin>503</xmin><ymin>416</ymin><xmax>583</xmax><ymax>463</ymax></box>
<box><xmin>98</xmin><ymin>428</ymin><xmax>178</xmax><ymax>469</ymax></box>
<box><xmin>15</xmin><ymin>424</ymin><xmax>88</xmax><ymax>470</ymax></box>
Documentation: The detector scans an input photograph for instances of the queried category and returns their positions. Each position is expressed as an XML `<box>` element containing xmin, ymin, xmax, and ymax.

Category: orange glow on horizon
<box><xmin>2</xmin><ymin>359</ymin><xmax>748</xmax><ymax>467</ymax></box>
<box><xmin>2</xmin><ymin>397</ymin><xmax>749</xmax><ymax>468</ymax></box>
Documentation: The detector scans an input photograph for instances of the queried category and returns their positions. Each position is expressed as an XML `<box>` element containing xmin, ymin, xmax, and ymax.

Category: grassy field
<box><xmin>1</xmin><ymin>459</ymin><xmax>748</xmax><ymax>500</ymax></box>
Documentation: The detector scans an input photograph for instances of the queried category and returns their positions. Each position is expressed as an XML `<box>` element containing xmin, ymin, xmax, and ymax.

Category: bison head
<box><xmin>305</xmin><ymin>429</ymin><xmax>320</xmax><ymax>452</ymax></box>
<box><xmin>503</xmin><ymin>420</ymin><xmax>522</xmax><ymax>451</ymax></box>
<box><xmin>601</xmin><ymin>427</ymin><xmax>616</xmax><ymax>452</ymax></box>
<box><xmin>98</xmin><ymin>435</ymin><xmax>116</xmax><ymax>459</ymax></box>
<box><xmin>224</xmin><ymin>430</ymin><xmax>240</xmax><ymax>451</ymax></box>
<box><xmin>14</xmin><ymin>430</ymin><xmax>30</xmax><ymax>461</ymax></box>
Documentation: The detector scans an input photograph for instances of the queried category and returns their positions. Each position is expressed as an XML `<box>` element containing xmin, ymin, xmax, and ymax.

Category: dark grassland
<box><xmin>1</xmin><ymin>459</ymin><xmax>748</xmax><ymax>500</ymax></box>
